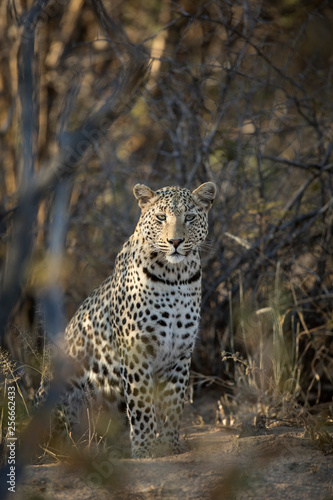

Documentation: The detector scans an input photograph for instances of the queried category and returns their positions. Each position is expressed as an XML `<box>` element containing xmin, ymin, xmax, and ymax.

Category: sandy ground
<box><xmin>14</xmin><ymin>394</ymin><xmax>333</xmax><ymax>500</ymax></box>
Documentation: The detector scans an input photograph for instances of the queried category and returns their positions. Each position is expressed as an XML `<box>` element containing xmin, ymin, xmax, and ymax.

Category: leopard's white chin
<box><xmin>166</xmin><ymin>253</ymin><xmax>186</xmax><ymax>264</ymax></box>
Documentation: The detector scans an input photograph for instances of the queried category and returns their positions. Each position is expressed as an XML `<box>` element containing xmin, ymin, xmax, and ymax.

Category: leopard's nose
<box><xmin>168</xmin><ymin>238</ymin><xmax>184</xmax><ymax>249</ymax></box>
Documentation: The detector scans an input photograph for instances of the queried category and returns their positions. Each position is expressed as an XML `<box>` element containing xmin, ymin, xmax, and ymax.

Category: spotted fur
<box><xmin>37</xmin><ymin>182</ymin><xmax>216</xmax><ymax>458</ymax></box>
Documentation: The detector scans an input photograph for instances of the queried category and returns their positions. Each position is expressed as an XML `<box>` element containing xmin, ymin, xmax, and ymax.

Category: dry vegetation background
<box><xmin>0</xmin><ymin>0</ymin><xmax>333</xmax><ymax>486</ymax></box>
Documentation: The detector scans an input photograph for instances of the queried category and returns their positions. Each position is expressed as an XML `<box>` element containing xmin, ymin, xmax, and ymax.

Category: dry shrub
<box><xmin>0</xmin><ymin>0</ymin><xmax>332</xmax><ymax>473</ymax></box>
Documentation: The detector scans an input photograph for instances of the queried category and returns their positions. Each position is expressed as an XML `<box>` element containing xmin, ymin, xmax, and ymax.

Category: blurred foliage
<box><xmin>0</xmin><ymin>0</ymin><xmax>332</xmax><ymax>412</ymax></box>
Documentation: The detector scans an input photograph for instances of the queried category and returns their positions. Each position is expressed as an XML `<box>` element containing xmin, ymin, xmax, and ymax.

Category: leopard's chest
<box><xmin>121</xmin><ymin>263</ymin><xmax>202</xmax><ymax>368</ymax></box>
<box><xmin>153</xmin><ymin>294</ymin><xmax>199</xmax><ymax>366</ymax></box>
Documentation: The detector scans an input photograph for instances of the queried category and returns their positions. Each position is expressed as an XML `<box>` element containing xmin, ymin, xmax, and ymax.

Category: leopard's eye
<box><xmin>156</xmin><ymin>214</ymin><xmax>166</xmax><ymax>222</ymax></box>
<box><xmin>185</xmin><ymin>214</ymin><xmax>196</xmax><ymax>222</ymax></box>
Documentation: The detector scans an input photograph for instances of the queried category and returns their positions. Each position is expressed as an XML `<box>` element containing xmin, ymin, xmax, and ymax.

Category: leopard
<box><xmin>36</xmin><ymin>181</ymin><xmax>216</xmax><ymax>458</ymax></box>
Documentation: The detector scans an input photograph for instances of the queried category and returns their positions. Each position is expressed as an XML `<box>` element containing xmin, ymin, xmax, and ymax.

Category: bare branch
<box><xmin>0</xmin><ymin>1</ymin><xmax>150</xmax><ymax>341</ymax></box>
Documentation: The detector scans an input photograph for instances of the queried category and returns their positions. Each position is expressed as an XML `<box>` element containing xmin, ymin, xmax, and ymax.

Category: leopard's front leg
<box><xmin>155</xmin><ymin>356</ymin><xmax>191</xmax><ymax>455</ymax></box>
<box><xmin>120</xmin><ymin>350</ymin><xmax>158</xmax><ymax>458</ymax></box>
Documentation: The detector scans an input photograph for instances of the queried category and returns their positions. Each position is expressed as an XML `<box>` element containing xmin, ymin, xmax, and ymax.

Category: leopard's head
<box><xmin>133</xmin><ymin>182</ymin><xmax>216</xmax><ymax>264</ymax></box>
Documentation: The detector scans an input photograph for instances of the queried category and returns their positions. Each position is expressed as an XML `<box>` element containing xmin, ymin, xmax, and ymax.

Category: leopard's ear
<box><xmin>192</xmin><ymin>182</ymin><xmax>216</xmax><ymax>210</ymax></box>
<box><xmin>133</xmin><ymin>184</ymin><xmax>157</xmax><ymax>209</ymax></box>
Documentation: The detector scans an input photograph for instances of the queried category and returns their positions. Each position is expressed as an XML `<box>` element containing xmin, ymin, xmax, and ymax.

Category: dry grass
<box><xmin>0</xmin><ymin>1</ymin><xmax>332</xmax><ymax>491</ymax></box>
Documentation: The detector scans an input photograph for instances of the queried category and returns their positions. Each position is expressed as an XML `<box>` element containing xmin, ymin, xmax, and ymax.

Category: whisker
<box><xmin>198</xmin><ymin>241</ymin><xmax>216</xmax><ymax>253</ymax></box>
<box><xmin>202</xmin><ymin>237</ymin><xmax>215</xmax><ymax>247</ymax></box>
